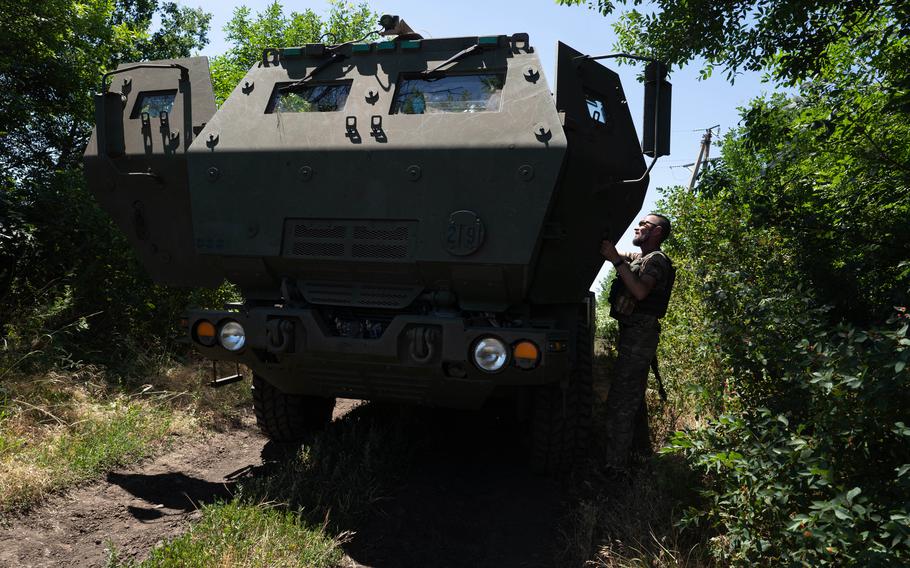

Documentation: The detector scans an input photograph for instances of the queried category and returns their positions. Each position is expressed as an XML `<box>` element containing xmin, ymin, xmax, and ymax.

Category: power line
<box><xmin>671</xmin><ymin>157</ymin><xmax>720</xmax><ymax>169</ymax></box>
<box><xmin>672</xmin><ymin>124</ymin><xmax>721</xmax><ymax>133</ymax></box>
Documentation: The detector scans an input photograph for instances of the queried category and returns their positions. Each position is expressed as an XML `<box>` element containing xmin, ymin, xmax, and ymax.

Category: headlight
<box><xmin>219</xmin><ymin>321</ymin><xmax>246</xmax><ymax>352</ymax></box>
<box><xmin>472</xmin><ymin>336</ymin><xmax>508</xmax><ymax>372</ymax></box>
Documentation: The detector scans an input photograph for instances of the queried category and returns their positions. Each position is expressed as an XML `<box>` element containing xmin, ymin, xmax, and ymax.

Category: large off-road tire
<box><xmin>251</xmin><ymin>374</ymin><xmax>335</xmax><ymax>442</ymax></box>
<box><xmin>529</xmin><ymin>303</ymin><xmax>594</xmax><ymax>475</ymax></box>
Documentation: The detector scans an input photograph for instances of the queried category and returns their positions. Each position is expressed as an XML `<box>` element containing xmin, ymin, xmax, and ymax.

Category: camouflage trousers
<box><xmin>604</xmin><ymin>314</ymin><xmax>660</xmax><ymax>469</ymax></box>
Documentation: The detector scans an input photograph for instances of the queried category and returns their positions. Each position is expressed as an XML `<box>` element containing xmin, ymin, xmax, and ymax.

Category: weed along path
<box><xmin>0</xmin><ymin>399</ymin><xmax>565</xmax><ymax>567</ymax></box>
<box><xmin>0</xmin><ymin>415</ymin><xmax>267</xmax><ymax>567</ymax></box>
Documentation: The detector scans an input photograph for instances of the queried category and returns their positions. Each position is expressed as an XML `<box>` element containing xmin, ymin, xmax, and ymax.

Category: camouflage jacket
<box><xmin>609</xmin><ymin>250</ymin><xmax>675</xmax><ymax>320</ymax></box>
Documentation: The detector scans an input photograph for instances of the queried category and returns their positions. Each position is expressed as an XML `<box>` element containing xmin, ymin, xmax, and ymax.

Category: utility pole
<box><xmin>688</xmin><ymin>125</ymin><xmax>719</xmax><ymax>191</ymax></box>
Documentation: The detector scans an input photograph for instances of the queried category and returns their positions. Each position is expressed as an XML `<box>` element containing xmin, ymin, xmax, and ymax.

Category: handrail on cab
<box><xmin>99</xmin><ymin>63</ymin><xmax>189</xmax><ymax>93</ymax></box>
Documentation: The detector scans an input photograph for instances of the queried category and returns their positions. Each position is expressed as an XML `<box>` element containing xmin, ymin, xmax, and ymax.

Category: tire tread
<box><xmin>252</xmin><ymin>374</ymin><xmax>334</xmax><ymax>442</ymax></box>
<box><xmin>530</xmin><ymin>303</ymin><xmax>594</xmax><ymax>475</ymax></box>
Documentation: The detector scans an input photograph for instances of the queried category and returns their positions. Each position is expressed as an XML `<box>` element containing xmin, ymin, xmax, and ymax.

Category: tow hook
<box><xmin>407</xmin><ymin>326</ymin><xmax>440</xmax><ymax>364</ymax></box>
<box><xmin>266</xmin><ymin>318</ymin><xmax>295</xmax><ymax>353</ymax></box>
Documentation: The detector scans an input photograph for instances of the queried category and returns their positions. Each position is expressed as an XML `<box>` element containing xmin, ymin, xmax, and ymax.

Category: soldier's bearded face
<box><xmin>632</xmin><ymin>218</ymin><xmax>656</xmax><ymax>246</ymax></box>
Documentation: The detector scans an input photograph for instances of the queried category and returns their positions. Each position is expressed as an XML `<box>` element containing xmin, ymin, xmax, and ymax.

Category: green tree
<box><xmin>558</xmin><ymin>0</ymin><xmax>909</xmax><ymax>85</ymax></box>
<box><xmin>0</xmin><ymin>1</ymin><xmax>211</xmax><ymax>180</ymax></box>
<box><xmin>210</xmin><ymin>1</ymin><xmax>377</xmax><ymax>105</ymax></box>
<box><xmin>561</xmin><ymin>0</ymin><xmax>910</xmax><ymax>564</ymax></box>
<box><xmin>0</xmin><ymin>1</ymin><xmax>215</xmax><ymax>375</ymax></box>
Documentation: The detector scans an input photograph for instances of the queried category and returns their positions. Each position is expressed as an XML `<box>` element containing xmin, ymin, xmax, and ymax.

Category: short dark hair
<box><xmin>648</xmin><ymin>213</ymin><xmax>671</xmax><ymax>242</ymax></box>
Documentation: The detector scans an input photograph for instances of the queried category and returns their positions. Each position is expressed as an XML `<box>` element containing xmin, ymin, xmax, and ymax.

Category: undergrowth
<box><xmin>559</xmin><ymin>340</ymin><xmax>713</xmax><ymax>568</ymax></box>
<box><xmin>564</xmin><ymin>455</ymin><xmax>711</xmax><ymax>568</ymax></box>
<box><xmin>131</xmin><ymin>501</ymin><xmax>344</xmax><ymax>568</ymax></box>
<box><xmin>0</xmin><ymin>359</ymin><xmax>250</xmax><ymax>516</ymax></box>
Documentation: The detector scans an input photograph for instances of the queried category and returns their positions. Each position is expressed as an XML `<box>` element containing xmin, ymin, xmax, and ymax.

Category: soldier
<box><xmin>599</xmin><ymin>213</ymin><xmax>675</xmax><ymax>470</ymax></box>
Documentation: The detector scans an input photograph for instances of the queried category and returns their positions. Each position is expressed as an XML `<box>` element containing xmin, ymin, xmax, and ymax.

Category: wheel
<box><xmin>529</xmin><ymin>302</ymin><xmax>594</xmax><ymax>475</ymax></box>
<box><xmin>251</xmin><ymin>374</ymin><xmax>335</xmax><ymax>442</ymax></box>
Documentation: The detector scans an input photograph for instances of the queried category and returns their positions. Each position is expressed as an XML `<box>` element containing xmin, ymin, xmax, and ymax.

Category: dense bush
<box><xmin>668</xmin><ymin>311</ymin><xmax>910</xmax><ymax>565</ymax></box>
<box><xmin>1</xmin><ymin>168</ymin><xmax>235</xmax><ymax>377</ymax></box>
<box><xmin>649</xmin><ymin>23</ymin><xmax>910</xmax><ymax>562</ymax></box>
<box><xmin>620</xmin><ymin>9</ymin><xmax>910</xmax><ymax>563</ymax></box>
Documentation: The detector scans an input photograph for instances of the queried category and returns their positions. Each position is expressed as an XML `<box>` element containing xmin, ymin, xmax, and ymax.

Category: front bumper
<box><xmin>188</xmin><ymin>307</ymin><xmax>569</xmax><ymax>408</ymax></box>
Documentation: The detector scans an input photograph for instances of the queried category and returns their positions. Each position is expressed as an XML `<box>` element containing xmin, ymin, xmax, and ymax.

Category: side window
<box><xmin>391</xmin><ymin>73</ymin><xmax>506</xmax><ymax>114</ymax></box>
<box><xmin>267</xmin><ymin>81</ymin><xmax>353</xmax><ymax>113</ymax></box>
<box><xmin>584</xmin><ymin>90</ymin><xmax>610</xmax><ymax>126</ymax></box>
<box><xmin>130</xmin><ymin>90</ymin><xmax>177</xmax><ymax>119</ymax></box>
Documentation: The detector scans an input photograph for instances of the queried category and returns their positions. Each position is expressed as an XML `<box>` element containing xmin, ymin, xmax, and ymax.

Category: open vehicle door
<box><xmin>529</xmin><ymin>42</ymin><xmax>649</xmax><ymax>301</ymax></box>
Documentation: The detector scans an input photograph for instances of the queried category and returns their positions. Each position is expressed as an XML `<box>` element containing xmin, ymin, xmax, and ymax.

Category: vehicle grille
<box><xmin>292</xmin><ymin>241</ymin><xmax>345</xmax><ymax>257</ymax></box>
<box><xmin>283</xmin><ymin>219</ymin><xmax>417</xmax><ymax>261</ymax></box>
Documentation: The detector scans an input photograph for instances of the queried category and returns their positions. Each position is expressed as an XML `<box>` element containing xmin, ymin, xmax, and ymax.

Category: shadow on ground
<box><xmin>106</xmin><ymin>471</ymin><xmax>235</xmax><ymax>518</ymax></box>
<box><xmin>327</xmin><ymin>403</ymin><xmax>567</xmax><ymax>568</ymax></box>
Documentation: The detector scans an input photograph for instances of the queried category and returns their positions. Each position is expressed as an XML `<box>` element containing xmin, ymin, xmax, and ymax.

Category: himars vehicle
<box><xmin>84</xmin><ymin>16</ymin><xmax>671</xmax><ymax>473</ymax></box>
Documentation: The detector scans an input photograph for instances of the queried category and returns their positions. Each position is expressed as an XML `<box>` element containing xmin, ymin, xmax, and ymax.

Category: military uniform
<box><xmin>605</xmin><ymin>250</ymin><xmax>675</xmax><ymax>468</ymax></box>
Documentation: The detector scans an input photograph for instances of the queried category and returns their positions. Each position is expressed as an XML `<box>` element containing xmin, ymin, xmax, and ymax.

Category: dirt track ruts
<box><xmin>0</xmin><ymin>401</ymin><xmax>362</xmax><ymax>567</ymax></box>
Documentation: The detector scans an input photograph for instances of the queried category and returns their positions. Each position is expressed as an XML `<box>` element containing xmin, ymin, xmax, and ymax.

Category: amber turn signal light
<box><xmin>194</xmin><ymin>320</ymin><xmax>217</xmax><ymax>346</ymax></box>
<box><xmin>513</xmin><ymin>340</ymin><xmax>540</xmax><ymax>370</ymax></box>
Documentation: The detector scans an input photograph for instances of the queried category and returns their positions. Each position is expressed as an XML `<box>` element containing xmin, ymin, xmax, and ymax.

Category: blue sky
<box><xmin>188</xmin><ymin>0</ymin><xmax>773</xmax><ymax>291</ymax></box>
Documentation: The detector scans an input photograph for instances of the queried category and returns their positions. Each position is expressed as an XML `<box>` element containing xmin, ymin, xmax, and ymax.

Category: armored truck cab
<box><xmin>85</xmin><ymin>27</ymin><xmax>670</xmax><ymax>473</ymax></box>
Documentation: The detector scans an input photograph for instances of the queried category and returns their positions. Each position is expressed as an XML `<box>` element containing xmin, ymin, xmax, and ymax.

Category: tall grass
<box><xmin>0</xmin><ymin>360</ymin><xmax>250</xmax><ymax>515</ymax></box>
<box><xmin>134</xmin><ymin>501</ymin><xmax>344</xmax><ymax>568</ymax></box>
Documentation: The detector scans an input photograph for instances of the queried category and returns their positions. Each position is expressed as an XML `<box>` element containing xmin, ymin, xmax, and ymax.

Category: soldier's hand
<box><xmin>600</xmin><ymin>240</ymin><xmax>621</xmax><ymax>263</ymax></box>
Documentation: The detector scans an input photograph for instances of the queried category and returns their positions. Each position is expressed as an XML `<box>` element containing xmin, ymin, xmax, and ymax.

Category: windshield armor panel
<box><xmin>391</xmin><ymin>73</ymin><xmax>506</xmax><ymax>114</ymax></box>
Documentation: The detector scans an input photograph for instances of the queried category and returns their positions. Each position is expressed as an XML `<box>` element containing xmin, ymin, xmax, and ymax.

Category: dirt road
<box><xmin>0</xmin><ymin>400</ymin><xmax>567</xmax><ymax>568</ymax></box>
<box><xmin>0</xmin><ymin>417</ymin><xmax>265</xmax><ymax>567</ymax></box>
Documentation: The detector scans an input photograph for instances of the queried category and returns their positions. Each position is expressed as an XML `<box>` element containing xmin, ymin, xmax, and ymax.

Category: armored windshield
<box><xmin>268</xmin><ymin>81</ymin><xmax>352</xmax><ymax>113</ymax></box>
<box><xmin>130</xmin><ymin>90</ymin><xmax>177</xmax><ymax>118</ymax></box>
<box><xmin>391</xmin><ymin>73</ymin><xmax>505</xmax><ymax>114</ymax></box>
